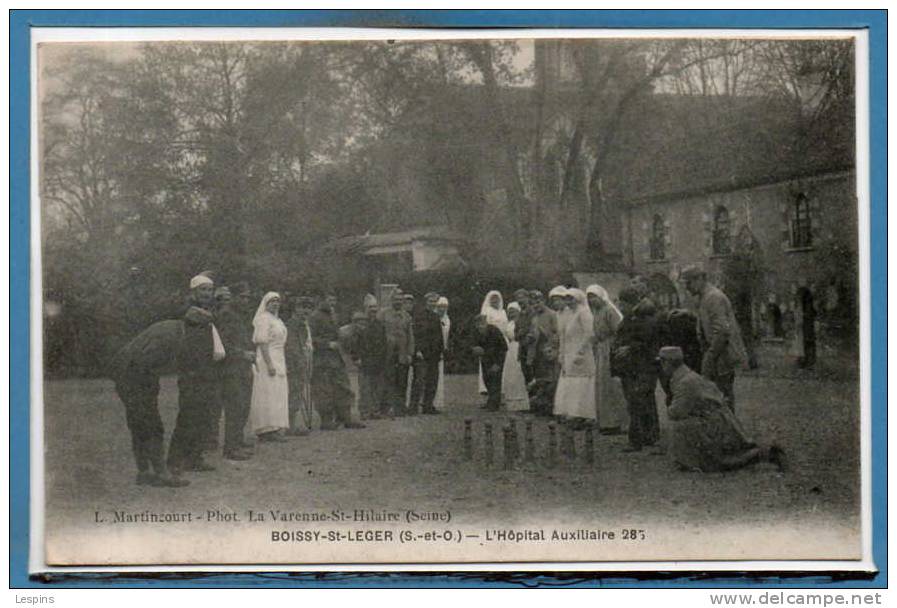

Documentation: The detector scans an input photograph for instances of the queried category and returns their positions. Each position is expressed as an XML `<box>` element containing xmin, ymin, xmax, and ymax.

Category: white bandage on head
<box><xmin>548</xmin><ymin>285</ymin><xmax>569</xmax><ymax>298</ymax></box>
<box><xmin>190</xmin><ymin>274</ymin><xmax>214</xmax><ymax>290</ymax></box>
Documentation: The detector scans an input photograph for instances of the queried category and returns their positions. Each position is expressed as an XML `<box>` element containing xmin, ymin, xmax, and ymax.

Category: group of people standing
<box><xmin>111</xmin><ymin>273</ymin><xmax>453</xmax><ymax>488</ymax></box>
<box><xmin>470</xmin><ymin>266</ymin><xmax>786</xmax><ymax>473</ymax></box>
<box><xmin>110</xmin><ymin>267</ymin><xmax>785</xmax><ymax>489</ymax></box>
<box><xmin>469</xmin><ymin>285</ymin><xmax>634</xmax><ymax>437</ymax></box>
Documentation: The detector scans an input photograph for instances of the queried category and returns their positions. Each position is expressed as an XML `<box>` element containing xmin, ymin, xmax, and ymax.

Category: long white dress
<box><xmin>338</xmin><ymin>324</ymin><xmax>363</xmax><ymax>423</ymax></box>
<box><xmin>502</xmin><ymin>321</ymin><xmax>530</xmax><ymax>411</ymax></box>
<box><xmin>592</xmin><ymin>306</ymin><xmax>627</xmax><ymax>430</ymax></box>
<box><xmin>249</xmin><ymin>311</ymin><xmax>290</xmax><ymax>434</ymax></box>
<box><xmin>434</xmin><ymin>314</ymin><xmax>451</xmax><ymax>409</ymax></box>
<box><xmin>553</xmin><ymin>292</ymin><xmax>597</xmax><ymax>420</ymax></box>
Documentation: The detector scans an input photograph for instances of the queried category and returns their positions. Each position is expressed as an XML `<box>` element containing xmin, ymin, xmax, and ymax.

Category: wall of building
<box><xmin>411</xmin><ymin>241</ymin><xmax>462</xmax><ymax>272</ymax></box>
<box><xmin>625</xmin><ymin>171</ymin><xmax>858</xmax><ymax>337</ymax></box>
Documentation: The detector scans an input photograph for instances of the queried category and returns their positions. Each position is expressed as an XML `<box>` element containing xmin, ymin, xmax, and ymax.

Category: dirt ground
<box><xmin>41</xmin><ymin>351</ymin><xmax>862</xmax><ymax>566</ymax></box>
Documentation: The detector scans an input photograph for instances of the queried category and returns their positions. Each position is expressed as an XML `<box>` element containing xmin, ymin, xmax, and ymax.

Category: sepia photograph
<box><xmin>32</xmin><ymin>28</ymin><xmax>867</xmax><ymax>569</ymax></box>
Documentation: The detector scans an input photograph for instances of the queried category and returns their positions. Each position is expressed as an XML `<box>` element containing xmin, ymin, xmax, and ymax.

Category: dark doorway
<box><xmin>798</xmin><ymin>287</ymin><xmax>817</xmax><ymax>368</ymax></box>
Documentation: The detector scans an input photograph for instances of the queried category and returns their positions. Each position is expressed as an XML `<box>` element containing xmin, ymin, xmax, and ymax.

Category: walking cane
<box><xmin>301</xmin><ymin>358</ymin><xmax>314</xmax><ymax>430</ymax></box>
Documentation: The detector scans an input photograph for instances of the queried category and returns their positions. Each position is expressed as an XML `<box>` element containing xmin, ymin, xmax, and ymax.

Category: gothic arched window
<box><xmin>712</xmin><ymin>205</ymin><xmax>731</xmax><ymax>255</ymax></box>
<box><xmin>650</xmin><ymin>213</ymin><xmax>666</xmax><ymax>260</ymax></box>
<box><xmin>791</xmin><ymin>193</ymin><xmax>813</xmax><ymax>248</ymax></box>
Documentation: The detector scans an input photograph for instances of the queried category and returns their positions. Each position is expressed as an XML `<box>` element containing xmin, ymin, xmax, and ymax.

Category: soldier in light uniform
<box><xmin>681</xmin><ymin>265</ymin><xmax>747</xmax><ymax>410</ymax></box>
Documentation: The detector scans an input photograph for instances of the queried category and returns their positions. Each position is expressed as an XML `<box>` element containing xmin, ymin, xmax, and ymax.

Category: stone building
<box><xmin>605</xmin><ymin>91</ymin><xmax>857</xmax><ymax>344</ymax></box>
<box><xmin>625</xmin><ymin>169</ymin><xmax>856</xmax><ymax>338</ymax></box>
<box><xmin>317</xmin><ymin>40</ymin><xmax>857</xmax><ymax>350</ymax></box>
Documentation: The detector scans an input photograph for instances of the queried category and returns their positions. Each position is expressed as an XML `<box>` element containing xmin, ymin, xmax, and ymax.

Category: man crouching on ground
<box><xmin>658</xmin><ymin>346</ymin><xmax>786</xmax><ymax>474</ymax></box>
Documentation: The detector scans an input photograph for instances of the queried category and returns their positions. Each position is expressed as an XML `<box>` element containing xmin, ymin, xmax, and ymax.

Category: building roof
<box><xmin>602</xmin><ymin>93</ymin><xmax>855</xmax><ymax>204</ymax></box>
<box><xmin>378</xmin><ymin>84</ymin><xmax>854</xmax><ymax>207</ymax></box>
<box><xmin>322</xmin><ymin>225</ymin><xmax>466</xmax><ymax>256</ymax></box>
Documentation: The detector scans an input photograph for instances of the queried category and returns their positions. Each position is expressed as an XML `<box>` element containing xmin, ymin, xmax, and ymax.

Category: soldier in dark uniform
<box><xmin>655</xmin><ymin>308</ymin><xmax>703</xmax><ymax>405</ymax></box>
<box><xmin>664</xmin><ymin>309</ymin><xmax>703</xmax><ymax>372</ymax></box>
<box><xmin>403</xmin><ymin>293</ymin><xmax>424</xmax><ymax>415</ymax></box>
<box><xmin>410</xmin><ymin>292</ymin><xmax>444</xmax><ymax>415</ymax></box>
<box><xmin>215</xmin><ymin>285</ymin><xmax>256</xmax><ymax>460</ymax></box>
<box><xmin>110</xmin><ymin>320</ymin><xmax>189</xmax><ymax>487</ymax></box>
<box><xmin>512</xmin><ymin>289</ymin><xmax>535</xmax><ymax>383</ymax></box>
<box><xmin>167</xmin><ymin>275</ymin><xmax>225</xmax><ymax>475</ymax></box>
<box><xmin>308</xmin><ymin>297</ymin><xmax>366</xmax><ymax>431</ymax></box>
<box><xmin>472</xmin><ymin>314</ymin><xmax>508</xmax><ymax>411</ymax></box>
<box><xmin>613</xmin><ymin>285</ymin><xmax>661</xmax><ymax>453</ymax></box>
<box><xmin>357</xmin><ymin>299</ymin><xmax>389</xmax><ymax>419</ymax></box>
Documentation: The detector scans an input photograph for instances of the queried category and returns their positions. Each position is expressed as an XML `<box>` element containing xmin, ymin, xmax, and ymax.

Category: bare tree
<box><xmin>751</xmin><ymin>39</ymin><xmax>854</xmax><ymax>125</ymax></box>
<box><xmin>664</xmin><ymin>39</ymin><xmax>762</xmax><ymax>97</ymax></box>
<box><xmin>41</xmin><ymin>49</ymin><xmax>130</xmax><ymax>243</ymax></box>
<box><xmin>452</xmin><ymin>39</ymin><xmax>764</xmax><ymax>265</ymax></box>
<box><xmin>459</xmin><ymin>41</ymin><xmax>532</xmax><ymax>250</ymax></box>
<box><xmin>544</xmin><ymin>39</ymin><xmax>769</xmax><ymax>263</ymax></box>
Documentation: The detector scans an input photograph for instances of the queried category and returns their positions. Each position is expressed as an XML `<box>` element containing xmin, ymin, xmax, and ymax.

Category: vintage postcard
<box><xmin>31</xmin><ymin>27</ymin><xmax>871</xmax><ymax>570</ymax></box>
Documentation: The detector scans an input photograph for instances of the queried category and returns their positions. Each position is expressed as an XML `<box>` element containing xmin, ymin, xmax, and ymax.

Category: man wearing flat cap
<box><xmin>168</xmin><ymin>274</ymin><xmax>225</xmax><ymax>475</ymax></box>
<box><xmin>680</xmin><ymin>265</ymin><xmax>747</xmax><ymax>410</ymax></box>
<box><xmin>658</xmin><ymin>346</ymin><xmax>786</xmax><ymax>473</ymax></box>
<box><xmin>402</xmin><ymin>293</ymin><xmax>416</xmax><ymax>314</ymax></box>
